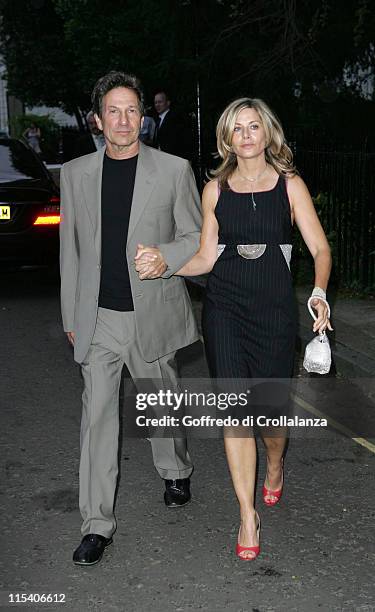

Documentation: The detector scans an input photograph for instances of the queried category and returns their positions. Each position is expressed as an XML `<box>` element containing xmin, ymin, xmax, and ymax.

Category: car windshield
<box><xmin>0</xmin><ymin>139</ymin><xmax>47</xmax><ymax>183</ymax></box>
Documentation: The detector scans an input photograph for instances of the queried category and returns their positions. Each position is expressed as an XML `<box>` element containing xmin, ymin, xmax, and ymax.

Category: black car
<box><xmin>0</xmin><ymin>138</ymin><xmax>60</xmax><ymax>267</ymax></box>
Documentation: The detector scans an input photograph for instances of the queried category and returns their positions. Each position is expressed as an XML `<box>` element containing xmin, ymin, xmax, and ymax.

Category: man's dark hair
<box><xmin>91</xmin><ymin>71</ymin><xmax>145</xmax><ymax>117</ymax></box>
<box><xmin>154</xmin><ymin>90</ymin><xmax>170</xmax><ymax>101</ymax></box>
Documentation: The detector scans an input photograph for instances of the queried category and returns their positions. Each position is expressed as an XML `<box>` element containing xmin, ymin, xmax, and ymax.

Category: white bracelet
<box><xmin>311</xmin><ymin>286</ymin><xmax>326</xmax><ymax>301</ymax></box>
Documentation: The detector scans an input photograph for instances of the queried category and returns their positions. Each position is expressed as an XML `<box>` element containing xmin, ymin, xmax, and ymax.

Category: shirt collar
<box><xmin>158</xmin><ymin>109</ymin><xmax>170</xmax><ymax>124</ymax></box>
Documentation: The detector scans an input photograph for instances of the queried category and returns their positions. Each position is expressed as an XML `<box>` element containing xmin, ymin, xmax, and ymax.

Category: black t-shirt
<box><xmin>98</xmin><ymin>153</ymin><xmax>138</xmax><ymax>311</ymax></box>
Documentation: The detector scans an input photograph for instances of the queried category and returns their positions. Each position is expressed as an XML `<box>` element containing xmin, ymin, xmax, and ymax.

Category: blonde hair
<box><xmin>211</xmin><ymin>97</ymin><xmax>297</xmax><ymax>188</ymax></box>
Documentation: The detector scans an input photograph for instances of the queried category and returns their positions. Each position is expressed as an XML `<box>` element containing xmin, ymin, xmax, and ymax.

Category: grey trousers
<box><xmin>79</xmin><ymin>307</ymin><xmax>193</xmax><ymax>538</ymax></box>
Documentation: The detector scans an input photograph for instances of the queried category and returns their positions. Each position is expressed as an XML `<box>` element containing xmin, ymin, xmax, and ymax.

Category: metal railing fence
<box><xmin>294</xmin><ymin>142</ymin><xmax>375</xmax><ymax>290</ymax></box>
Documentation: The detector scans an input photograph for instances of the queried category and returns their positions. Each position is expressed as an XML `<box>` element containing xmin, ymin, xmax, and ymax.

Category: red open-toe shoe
<box><xmin>235</xmin><ymin>512</ymin><xmax>261</xmax><ymax>561</ymax></box>
<box><xmin>263</xmin><ymin>460</ymin><xmax>284</xmax><ymax>506</ymax></box>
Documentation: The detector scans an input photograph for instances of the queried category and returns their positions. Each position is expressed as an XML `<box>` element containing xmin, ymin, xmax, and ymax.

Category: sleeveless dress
<box><xmin>202</xmin><ymin>175</ymin><xmax>297</xmax><ymax>394</ymax></box>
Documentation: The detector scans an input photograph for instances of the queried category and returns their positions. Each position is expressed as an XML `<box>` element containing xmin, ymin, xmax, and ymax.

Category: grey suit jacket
<box><xmin>60</xmin><ymin>142</ymin><xmax>202</xmax><ymax>363</ymax></box>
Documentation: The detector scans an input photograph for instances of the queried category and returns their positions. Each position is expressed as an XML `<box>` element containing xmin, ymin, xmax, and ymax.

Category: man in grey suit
<box><xmin>60</xmin><ymin>71</ymin><xmax>201</xmax><ymax>566</ymax></box>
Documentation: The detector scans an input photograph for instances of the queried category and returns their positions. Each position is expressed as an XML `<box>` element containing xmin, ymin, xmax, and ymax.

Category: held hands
<box><xmin>310</xmin><ymin>298</ymin><xmax>333</xmax><ymax>334</ymax></box>
<box><xmin>134</xmin><ymin>244</ymin><xmax>167</xmax><ymax>280</ymax></box>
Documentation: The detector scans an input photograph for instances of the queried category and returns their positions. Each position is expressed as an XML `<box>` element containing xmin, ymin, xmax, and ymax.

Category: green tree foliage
<box><xmin>1</xmin><ymin>0</ymin><xmax>374</xmax><ymax>141</ymax></box>
<box><xmin>0</xmin><ymin>0</ymin><xmax>87</xmax><ymax>127</ymax></box>
<box><xmin>54</xmin><ymin>0</ymin><xmax>194</xmax><ymax>106</ymax></box>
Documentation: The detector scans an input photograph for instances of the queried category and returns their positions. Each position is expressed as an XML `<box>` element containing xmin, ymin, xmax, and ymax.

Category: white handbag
<box><xmin>303</xmin><ymin>297</ymin><xmax>332</xmax><ymax>375</ymax></box>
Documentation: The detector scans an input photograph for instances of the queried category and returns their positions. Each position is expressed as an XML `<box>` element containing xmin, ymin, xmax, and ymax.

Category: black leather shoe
<box><xmin>73</xmin><ymin>534</ymin><xmax>113</xmax><ymax>566</ymax></box>
<box><xmin>164</xmin><ymin>478</ymin><xmax>191</xmax><ymax>508</ymax></box>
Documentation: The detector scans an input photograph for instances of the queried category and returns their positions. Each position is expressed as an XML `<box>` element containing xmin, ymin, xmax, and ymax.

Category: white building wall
<box><xmin>0</xmin><ymin>54</ymin><xmax>77</xmax><ymax>133</ymax></box>
<box><xmin>26</xmin><ymin>105</ymin><xmax>77</xmax><ymax>127</ymax></box>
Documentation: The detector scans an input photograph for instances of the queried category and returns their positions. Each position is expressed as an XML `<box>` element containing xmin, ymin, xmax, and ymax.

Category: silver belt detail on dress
<box><xmin>237</xmin><ymin>244</ymin><xmax>266</xmax><ymax>259</ymax></box>
<box><xmin>217</xmin><ymin>244</ymin><xmax>292</xmax><ymax>269</ymax></box>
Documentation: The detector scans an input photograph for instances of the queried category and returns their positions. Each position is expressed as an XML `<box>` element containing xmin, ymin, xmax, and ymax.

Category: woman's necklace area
<box><xmin>237</xmin><ymin>164</ymin><xmax>269</xmax><ymax>211</ymax></box>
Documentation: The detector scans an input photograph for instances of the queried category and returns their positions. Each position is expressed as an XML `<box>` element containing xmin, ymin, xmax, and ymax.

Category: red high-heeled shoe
<box><xmin>235</xmin><ymin>512</ymin><xmax>261</xmax><ymax>561</ymax></box>
<box><xmin>263</xmin><ymin>460</ymin><xmax>284</xmax><ymax>506</ymax></box>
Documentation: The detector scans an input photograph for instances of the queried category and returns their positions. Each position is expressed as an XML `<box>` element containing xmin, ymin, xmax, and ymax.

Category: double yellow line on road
<box><xmin>292</xmin><ymin>394</ymin><xmax>375</xmax><ymax>454</ymax></box>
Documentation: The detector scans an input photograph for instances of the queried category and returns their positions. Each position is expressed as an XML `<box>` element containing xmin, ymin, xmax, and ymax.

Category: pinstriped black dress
<box><xmin>202</xmin><ymin>175</ymin><xmax>297</xmax><ymax>382</ymax></box>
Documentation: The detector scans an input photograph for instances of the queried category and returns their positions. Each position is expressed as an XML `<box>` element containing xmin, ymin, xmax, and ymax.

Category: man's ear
<box><xmin>94</xmin><ymin>113</ymin><xmax>103</xmax><ymax>132</ymax></box>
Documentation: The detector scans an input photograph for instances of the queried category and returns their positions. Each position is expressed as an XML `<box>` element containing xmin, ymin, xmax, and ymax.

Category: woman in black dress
<box><xmin>176</xmin><ymin>98</ymin><xmax>332</xmax><ymax>560</ymax></box>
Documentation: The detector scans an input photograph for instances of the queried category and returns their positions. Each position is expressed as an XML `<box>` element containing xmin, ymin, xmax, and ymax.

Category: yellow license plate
<box><xmin>0</xmin><ymin>205</ymin><xmax>10</xmax><ymax>220</ymax></box>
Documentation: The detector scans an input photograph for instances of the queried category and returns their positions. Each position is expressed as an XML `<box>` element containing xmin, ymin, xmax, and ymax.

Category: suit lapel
<box><xmin>81</xmin><ymin>143</ymin><xmax>157</xmax><ymax>258</ymax></box>
<box><xmin>82</xmin><ymin>146</ymin><xmax>105</xmax><ymax>262</ymax></box>
<box><xmin>127</xmin><ymin>142</ymin><xmax>157</xmax><ymax>242</ymax></box>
